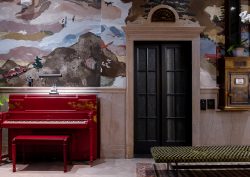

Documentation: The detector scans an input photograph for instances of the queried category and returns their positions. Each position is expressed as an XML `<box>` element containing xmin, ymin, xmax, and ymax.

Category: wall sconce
<box><xmin>39</xmin><ymin>74</ymin><xmax>62</xmax><ymax>94</ymax></box>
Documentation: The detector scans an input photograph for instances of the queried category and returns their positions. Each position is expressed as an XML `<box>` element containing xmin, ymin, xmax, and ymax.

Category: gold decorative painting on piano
<box><xmin>68</xmin><ymin>101</ymin><xmax>96</xmax><ymax>110</ymax></box>
<box><xmin>9</xmin><ymin>102</ymin><xmax>23</xmax><ymax>110</ymax></box>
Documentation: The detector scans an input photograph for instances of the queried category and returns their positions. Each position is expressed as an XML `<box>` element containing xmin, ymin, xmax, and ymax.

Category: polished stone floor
<box><xmin>0</xmin><ymin>158</ymin><xmax>154</xmax><ymax>177</ymax></box>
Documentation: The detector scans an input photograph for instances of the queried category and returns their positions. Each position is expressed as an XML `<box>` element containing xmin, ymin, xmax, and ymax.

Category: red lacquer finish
<box><xmin>0</xmin><ymin>112</ymin><xmax>2</xmax><ymax>164</ymax></box>
<box><xmin>0</xmin><ymin>94</ymin><xmax>98</xmax><ymax>164</ymax></box>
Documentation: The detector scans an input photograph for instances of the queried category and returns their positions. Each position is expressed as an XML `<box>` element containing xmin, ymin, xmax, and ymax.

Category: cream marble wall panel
<box><xmin>203</xmin><ymin>112</ymin><xmax>233</xmax><ymax>145</ymax></box>
<box><xmin>99</xmin><ymin>93</ymin><xmax>126</xmax><ymax>158</ymax></box>
<box><xmin>230</xmin><ymin>111</ymin><xmax>250</xmax><ymax>144</ymax></box>
<box><xmin>200</xmin><ymin>88</ymin><xmax>250</xmax><ymax>146</ymax></box>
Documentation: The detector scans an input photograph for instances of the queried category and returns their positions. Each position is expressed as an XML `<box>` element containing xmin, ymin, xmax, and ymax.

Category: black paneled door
<box><xmin>134</xmin><ymin>41</ymin><xmax>192</xmax><ymax>155</ymax></box>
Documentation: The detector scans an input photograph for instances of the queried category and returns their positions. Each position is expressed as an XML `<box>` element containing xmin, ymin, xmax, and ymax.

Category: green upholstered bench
<box><xmin>151</xmin><ymin>145</ymin><xmax>250</xmax><ymax>169</ymax></box>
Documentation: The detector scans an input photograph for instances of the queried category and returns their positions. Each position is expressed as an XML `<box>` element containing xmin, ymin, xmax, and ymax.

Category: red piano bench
<box><xmin>11</xmin><ymin>135</ymin><xmax>70</xmax><ymax>173</ymax></box>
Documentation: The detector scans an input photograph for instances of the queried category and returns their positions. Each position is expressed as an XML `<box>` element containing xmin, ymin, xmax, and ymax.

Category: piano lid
<box><xmin>8</xmin><ymin>94</ymin><xmax>97</xmax><ymax>112</ymax></box>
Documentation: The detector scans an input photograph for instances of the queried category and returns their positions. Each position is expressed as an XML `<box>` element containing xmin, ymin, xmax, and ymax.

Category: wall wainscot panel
<box><xmin>0</xmin><ymin>87</ymin><xmax>126</xmax><ymax>158</ymax></box>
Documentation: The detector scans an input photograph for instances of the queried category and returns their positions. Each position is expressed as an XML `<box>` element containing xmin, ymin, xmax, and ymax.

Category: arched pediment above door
<box><xmin>128</xmin><ymin>4</ymin><xmax>200</xmax><ymax>27</ymax></box>
<box><xmin>147</xmin><ymin>5</ymin><xmax>179</xmax><ymax>23</ymax></box>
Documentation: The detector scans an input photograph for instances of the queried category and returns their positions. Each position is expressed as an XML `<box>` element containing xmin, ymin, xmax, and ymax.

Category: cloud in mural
<box><xmin>0</xmin><ymin>39</ymin><xmax>39</xmax><ymax>54</ymax></box>
<box><xmin>0</xmin><ymin>2</ymin><xmax>23</xmax><ymax>23</ymax></box>
<box><xmin>101</xmin><ymin>0</ymin><xmax>131</xmax><ymax>29</ymax></box>
<box><xmin>38</xmin><ymin>19</ymin><xmax>101</xmax><ymax>50</ymax></box>
<box><xmin>0</xmin><ymin>19</ymin><xmax>100</xmax><ymax>54</ymax></box>
<box><xmin>29</xmin><ymin>0</ymin><xmax>101</xmax><ymax>25</ymax></box>
<box><xmin>0</xmin><ymin>0</ymin><xmax>102</xmax><ymax>54</ymax></box>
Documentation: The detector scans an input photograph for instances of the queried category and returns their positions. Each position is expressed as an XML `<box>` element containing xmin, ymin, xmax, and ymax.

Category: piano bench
<box><xmin>11</xmin><ymin>135</ymin><xmax>70</xmax><ymax>173</ymax></box>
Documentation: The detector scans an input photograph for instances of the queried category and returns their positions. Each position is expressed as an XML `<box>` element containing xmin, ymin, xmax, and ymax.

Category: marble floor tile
<box><xmin>0</xmin><ymin>158</ymin><xmax>154</xmax><ymax>177</ymax></box>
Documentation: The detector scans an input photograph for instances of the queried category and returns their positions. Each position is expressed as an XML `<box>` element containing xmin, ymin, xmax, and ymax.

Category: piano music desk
<box><xmin>12</xmin><ymin>135</ymin><xmax>70</xmax><ymax>172</ymax></box>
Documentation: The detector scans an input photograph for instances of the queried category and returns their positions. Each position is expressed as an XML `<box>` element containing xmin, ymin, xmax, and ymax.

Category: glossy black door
<box><xmin>134</xmin><ymin>41</ymin><xmax>192</xmax><ymax>156</ymax></box>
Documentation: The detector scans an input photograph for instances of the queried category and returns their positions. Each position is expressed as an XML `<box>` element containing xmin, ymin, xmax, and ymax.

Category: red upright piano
<box><xmin>0</xmin><ymin>94</ymin><xmax>98</xmax><ymax>164</ymax></box>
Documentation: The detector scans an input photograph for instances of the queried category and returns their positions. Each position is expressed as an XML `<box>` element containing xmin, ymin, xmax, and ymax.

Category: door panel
<box><xmin>134</xmin><ymin>45</ymin><xmax>160</xmax><ymax>155</ymax></box>
<box><xmin>161</xmin><ymin>44</ymin><xmax>192</xmax><ymax>145</ymax></box>
<box><xmin>134</xmin><ymin>41</ymin><xmax>192</xmax><ymax>155</ymax></box>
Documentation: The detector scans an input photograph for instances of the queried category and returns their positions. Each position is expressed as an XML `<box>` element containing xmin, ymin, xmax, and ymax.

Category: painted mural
<box><xmin>241</xmin><ymin>0</ymin><xmax>250</xmax><ymax>57</ymax></box>
<box><xmin>190</xmin><ymin>0</ymin><xmax>225</xmax><ymax>87</ymax></box>
<box><xmin>0</xmin><ymin>0</ymin><xmax>129</xmax><ymax>87</ymax></box>
<box><xmin>0</xmin><ymin>0</ymin><xmax>249</xmax><ymax>88</ymax></box>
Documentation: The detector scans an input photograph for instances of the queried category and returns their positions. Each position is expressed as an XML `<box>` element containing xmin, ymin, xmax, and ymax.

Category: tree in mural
<box><xmin>33</xmin><ymin>56</ymin><xmax>43</xmax><ymax>71</ymax></box>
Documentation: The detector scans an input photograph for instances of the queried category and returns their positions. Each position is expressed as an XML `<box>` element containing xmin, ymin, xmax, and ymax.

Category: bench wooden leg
<box><xmin>167</xmin><ymin>163</ymin><xmax>170</xmax><ymax>170</ymax></box>
<box><xmin>175</xmin><ymin>162</ymin><xmax>179</xmax><ymax>177</ymax></box>
<box><xmin>12</xmin><ymin>142</ymin><xmax>16</xmax><ymax>172</ymax></box>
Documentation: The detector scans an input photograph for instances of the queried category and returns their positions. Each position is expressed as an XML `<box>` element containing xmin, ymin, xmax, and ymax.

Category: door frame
<box><xmin>123</xmin><ymin>5</ymin><xmax>204</xmax><ymax>158</ymax></box>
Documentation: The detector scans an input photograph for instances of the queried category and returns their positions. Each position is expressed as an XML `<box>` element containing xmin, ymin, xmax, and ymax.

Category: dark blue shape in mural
<box><xmin>63</xmin><ymin>34</ymin><xmax>77</xmax><ymax>44</ymax></box>
<box><xmin>109</xmin><ymin>26</ymin><xmax>123</xmax><ymax>37</ymax></box>
<box><xmin>101</xmin><ymin>25</ymin><xmax>105</xmax><ymax>32</ymax></box>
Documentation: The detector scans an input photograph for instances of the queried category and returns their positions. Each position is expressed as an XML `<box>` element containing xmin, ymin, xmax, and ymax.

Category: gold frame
<box><xmin>220</xmin><ymin>57</ymin><xmax>250</xmax><ymax>110</ymax></box>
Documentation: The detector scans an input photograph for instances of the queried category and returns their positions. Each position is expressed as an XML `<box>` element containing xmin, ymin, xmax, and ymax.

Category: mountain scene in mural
<box><xmin>0</xmin><ymin>0</ymin><xmax>128</xmax><ymax>87</ymax></box>
<box><xmin>0</xmin><ymin>32</ymin><xmax>125</xmax><ymax>87</ymax></box>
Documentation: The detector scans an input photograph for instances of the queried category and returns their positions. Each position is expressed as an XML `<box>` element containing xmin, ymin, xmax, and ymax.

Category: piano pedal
<box><xmin>0</xmin><ymin>155</ymin><xmax>11</xmax><ymax>164</ymax></box>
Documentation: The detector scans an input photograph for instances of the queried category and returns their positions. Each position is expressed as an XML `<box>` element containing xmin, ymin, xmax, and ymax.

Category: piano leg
<box><xmin>12</xmin><ymin>143</ymin><xmax>16</xmax><ymax>172</ymax></box>
<box><xmin>0</xmin><ymin>128</ymin><xmax>2</xmax><ymax>164</ymax></box>
<box><xmin>89</xmin><ymin>126</ymin><xmax>93</xmax><ymax>166</ymax></box>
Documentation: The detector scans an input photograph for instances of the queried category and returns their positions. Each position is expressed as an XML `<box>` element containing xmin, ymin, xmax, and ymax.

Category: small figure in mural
<box><xmin>33</xmin><ymin>56</ymin><xmax>43</xmax><ymax>71</ymax></box>
<box><xmin>64</xmin><ymin>16</ymin><xmax>67</xmax><ymax>27</ymax></box>
<box><xmin>104</xmin><ymin>1</ymin><xmax>113</xmax><ymax>6</ymax></box>
<box><xmin>72</xmin><ymin>15</ymin><xmax>75</xmax><ymax>22</ymax></box>
<box><xmin>26</xmin><ymin>76</ymin><xmax>33</xmax><ymax>87</ymax></box>
<box><xmin>60</xmin><ymin>16</ymin><xmax>67</xmax><ymax>27</ymax></box>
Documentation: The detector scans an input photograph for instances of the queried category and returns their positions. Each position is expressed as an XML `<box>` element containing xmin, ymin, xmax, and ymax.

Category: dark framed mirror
<box><xmin>225</xmin><ymin>0</ymin><xmax>241</xmax><ymax>55</ymax></box>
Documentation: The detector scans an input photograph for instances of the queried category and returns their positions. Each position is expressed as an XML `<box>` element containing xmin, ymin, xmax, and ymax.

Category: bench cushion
<box><xmin>151</xmin><ymin>146</ymin><xmax>250</xmax><ymax>163</ymax></box>
<box><xmin>12</xmin><ymin>135</ymin><xmax>70</xmax><ymax>142</ymax></box>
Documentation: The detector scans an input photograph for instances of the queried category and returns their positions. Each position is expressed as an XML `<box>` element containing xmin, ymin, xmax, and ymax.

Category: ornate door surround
<box><xmin>123</xmin><ymin>5</ymin><xmax>204</xmax><ymax>158</ymax></box>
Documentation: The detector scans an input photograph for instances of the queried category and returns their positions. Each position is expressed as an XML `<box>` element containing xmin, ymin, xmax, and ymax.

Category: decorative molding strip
<box><xmin>200</xmin><ymin>87</ymin><xmax>219</xmax><ymax>94</ymax></box>
<box><xmin>0</xmin><ymin>87</ymin><xmax>126</xmax><ymax>94</ymax></box>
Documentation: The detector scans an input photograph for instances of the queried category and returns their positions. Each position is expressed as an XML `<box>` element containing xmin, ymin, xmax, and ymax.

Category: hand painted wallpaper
<box><xmin>0</xmin><ymin>0</ymin><xmax>249</xmax><ymax>87</ymax></box>
<box><xmin>0</xmin><ymin>0</ymin><xmax>129</xmax><ymax>87</ymax></box>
